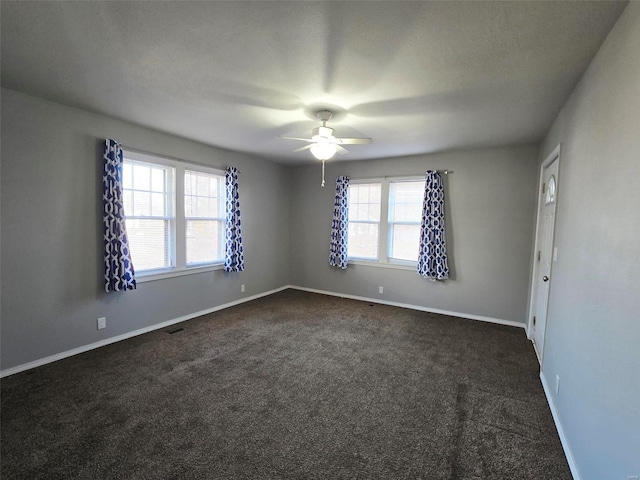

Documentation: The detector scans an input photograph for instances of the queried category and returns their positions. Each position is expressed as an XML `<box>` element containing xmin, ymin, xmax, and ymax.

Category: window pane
<box><xmin>348</xmin><ymin>223</ymin><xmax>379</xmax><ymax>259</ymax></box>
<box><xmin>196</xmin><ymin>174</ymin><xmax>210</xmax><ymax>196</ymax></box>
<box><xmin>370</xmin><ymin>184</ymin><xmax>381</xmax><ymax>203</ymax></box>
<box><xmin>211</xmin><ymin>198</ymin><xmax>220</xmax><ymax>218</ymax></box>
<box><xmin>390</xmin><ymin>181</ymin><xmax>423</xmax><ymax>222</ymax></box>
<box><xmin>368</xmin><ymin>203</ymin><xmax>380</xmax><ymax>221</ymax></box>
<box><xmin>357</xmin><ymin>185</ymin><xmax>369</xmax><ymax>203</ymax></box>
<box><xmin>185</xmin><ymin>173</ymin><xmax>194</xmax><ymax>195</ymax></box>
<box><xmin>390</xmin><ymin>224</ymin><xmax>420</xmax><ymax>262</ymax></box>
<box><xmin>133</xmin><ymin>191</ymin><xmax>151</xmax><ymax>216</ymax></box>
<box><xmin>196</xmin><ymin>197</ymin><xmax>212</xmax><ymax>217</ymax></box>
<box><xmin>151</xmin><ymin>193</ymin><xmax>166</xmax><ymax>216</ymax></box>
<box><xmin>151</xmin><ymin>168</ymin><xmax>165</xmax><ymax>192</ymax></box>
<box><xmin>133</xmin><ymin>164</ymin><xmax>150</xmax><ymax>191</ymax></box>
<box><xmin>123</xmin><ymin>161</ymin><xmax>171</xmax><ymax>218</ymax></box>
<box><xmin>186</xmin><ymin>220</ymin><xmax>222</xmax><ymax>264</ymax></box>
<box><xmin>348</xmin><ymin>183</ymin><xmax>381</xmax><ymax>221</ymax></box>
<box><xmin>126</xmin><ymin>219</ymin><xmax>171</xmax><ymax>271</ymax></box>
<box><xmin>185</xmin><ymin>195</ymin><xmax>194</xmax><ymax>217</ymax></box>
<box><xmin>546</xmin><ymin>175</ymin><xmax>556</xmax><ymax>205</ymax></box>
<box><xmin>122</xmin><ymin>163</ymin><xmax>132</xmax><ymax>189</ymax></box>
<box><xmin>185</xmin><ymin>170</ymin><xmax>222</xmax><ymax>219</ymax></box>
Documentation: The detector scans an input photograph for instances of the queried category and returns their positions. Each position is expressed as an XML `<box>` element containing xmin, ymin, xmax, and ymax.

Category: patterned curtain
<box><xmin>103</xmin><ymin>139</ymin><xmax>136</xmax><ymax>292</ymax></box>
<box><xmin>224</xmin><ymin>167</ymin><xmax>245</xmax><ymax>272</ymax></box>
<box><xmin>417</xmin><ymin>170</ymin><xmax>449</xmax><ymax>280</ymax></box>
<box><xmin>329</xmin><ymin>176</ymin><xmax>350</xmax><ymax>269</ymax></box>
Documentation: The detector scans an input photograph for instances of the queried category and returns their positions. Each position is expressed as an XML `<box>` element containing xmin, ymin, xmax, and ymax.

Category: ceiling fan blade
<box><xmin>292</xmin><ymin>144</ymin><xmax>313</xmax><ymax>153</ymax></box>
<box><xmin>337</xmin><ymin>137</ymin><xmax>373</xmax><ymax>145</ymax></box>
<box><xmin>336</xmin><ymin>145</ymin><xmax>349</xmax><ymax>155</ymax></box>
<box><xmin>279</xmin><ymin>136</ymin><xmax>313</xmax><ymax>142</ymax></box>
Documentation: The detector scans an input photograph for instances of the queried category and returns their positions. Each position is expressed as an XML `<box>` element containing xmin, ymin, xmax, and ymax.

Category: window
<box><xmin>388</xmin><ymin>181</ymin><xmax>423</xmax><ymax>262</ymax></box>
<box><xmin>347</xmin><ymin>183</ymin><xmax>381</xmax><ymax>260</ymax></box>
<box><xmin>545</xmin><ymin>175</ymin><xmax>556</xmax><ymax>205</ymax></box>
<box><xmin>347</xmin><ymin>177</ymin><xmax>424</xmax><ymax>266</ymax></box>
<box><xmin>184</xmin><ymin>170</ymin><xmax>224</xmax><ymax>265</ymax></box>
<box><xmin>122</xmin><ymin>150</ymin><xmax>225</xmax><ymax>280</ymax></box>
<box><xmin>123</xmin><ymin>160</ymin><xmax>174</xmax><ymax>271</ymax></box>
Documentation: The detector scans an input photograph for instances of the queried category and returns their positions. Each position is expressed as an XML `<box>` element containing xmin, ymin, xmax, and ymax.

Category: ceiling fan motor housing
<box><xmin>316</xmin><ymin>110</ymin><xmax>334</xmax><ymax>122</ymax></box>
<box><xmin>312</xmin><ymin>126</ymin><xmax>335</xmax><ymax>141</ymax></box>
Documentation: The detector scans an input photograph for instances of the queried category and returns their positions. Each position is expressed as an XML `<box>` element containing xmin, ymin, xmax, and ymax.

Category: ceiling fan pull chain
<box><xmin>321</xmin><ymin>160</ymin><xmax>326</xmax><ymax>187</ymax></box>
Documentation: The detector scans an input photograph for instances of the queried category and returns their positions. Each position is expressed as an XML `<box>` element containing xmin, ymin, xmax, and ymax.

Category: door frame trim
<box><xmin>527</xmin><ymin>143</ymin><xmax>562</xmax><ymax>364</ymax></box>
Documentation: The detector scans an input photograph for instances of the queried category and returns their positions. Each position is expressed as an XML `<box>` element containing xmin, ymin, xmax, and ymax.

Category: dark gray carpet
<box><xmin>1</xmin><ymin>289</ymin><xmax>571</xmax><ymax>479</ymax></box>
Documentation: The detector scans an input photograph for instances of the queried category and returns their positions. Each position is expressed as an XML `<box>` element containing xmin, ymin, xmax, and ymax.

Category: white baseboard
<box><xmin>1</xmin><ymin>284</ymin><xmax>525</xmax><ymax>377</ymax></box>
<box><xmin>540</xmin><ymin>371</ymin><xmax>581</xmax><ymax>480</ymax></box>
<box><xmin>287</xmin><ymin>285</ymin><xmax>525</xmax><ymax>329</ymax></box>
<box><xmin>0</xmin><ymin>285</ymin><xmax>289</xmax><ymax>378</ymax></box>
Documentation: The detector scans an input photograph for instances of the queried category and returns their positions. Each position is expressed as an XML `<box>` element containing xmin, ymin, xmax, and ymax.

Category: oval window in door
<box><xmin>546</xmin><ymin>175</ymin><xmax>556</xmax><ymax>205</ymax></box>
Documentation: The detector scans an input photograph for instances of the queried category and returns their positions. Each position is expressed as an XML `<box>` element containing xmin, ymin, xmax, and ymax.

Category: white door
<box><xmin>531</xmin><ymin>152</ymin><xmax>559</xmax><ymax>364</ymax></box>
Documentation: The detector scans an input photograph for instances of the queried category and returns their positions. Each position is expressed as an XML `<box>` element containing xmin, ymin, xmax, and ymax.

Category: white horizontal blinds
<box><xmin>184</xmin><ymin>169</ymin><xmax>224</xmax><ymax>265</ymax></box>
<box><xmin>347</xmin><ymin>183</ymin><xmax>381</xmax><ymax>260</ymax></box>
<box><xmin>122</xmin><ymin>160</ymin><xmax>175</xmax><ymax>271</ymax></box>
<box><xmin>388</xmin><ymin>181</ymin><xmax>423</xmax><ymax>262</ymax></box>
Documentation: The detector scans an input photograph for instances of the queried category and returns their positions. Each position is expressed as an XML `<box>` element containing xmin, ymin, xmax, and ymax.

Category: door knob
<box><xmin>543</xmin><ymin>276</ymin><xmax>549</xmax><ymax>282</ymax></box>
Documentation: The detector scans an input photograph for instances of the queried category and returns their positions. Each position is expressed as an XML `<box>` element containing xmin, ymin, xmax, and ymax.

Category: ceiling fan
<box><xmin>280</xmin><ymin>110</ymin><xmax>373</xmax><ymax>161</ymax></box>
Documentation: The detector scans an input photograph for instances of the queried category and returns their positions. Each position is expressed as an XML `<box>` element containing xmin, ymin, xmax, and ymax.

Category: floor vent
<box><xmin>166</xmin><ymin>327</ymin><xmax>185</xmax><ymax>335</ymax></box>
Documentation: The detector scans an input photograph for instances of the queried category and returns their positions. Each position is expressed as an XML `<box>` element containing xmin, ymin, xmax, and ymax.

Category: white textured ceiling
<box><xmin>1</xmin><ymin>1</ymin><xmax>627</xmax><ymax>164</ymax></box>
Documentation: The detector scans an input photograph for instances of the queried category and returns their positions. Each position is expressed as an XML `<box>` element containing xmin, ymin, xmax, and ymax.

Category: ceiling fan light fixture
<box><xmin>280</xmin><ymin>109</ymin><xmax>371</xmax><ymax>164</ymax></box>
<box><xmin>310</xmin><ymin>142</ymin><xmax>337</xmax><ymax>160</ymax></box>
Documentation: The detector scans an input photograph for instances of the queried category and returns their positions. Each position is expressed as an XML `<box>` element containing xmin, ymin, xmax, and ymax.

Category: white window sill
<box><xmin>136</xmin><ymin>263</ymin><xmax>224</xmax><ymax>283</ymax></box>
<box><xmin>348</xmin><ymin>260</ymin><xmax>417</xmax><ymax>272</ymax></box>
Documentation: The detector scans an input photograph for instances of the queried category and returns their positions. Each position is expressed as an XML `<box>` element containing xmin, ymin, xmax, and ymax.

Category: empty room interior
<box><xmin>1</xmin><ymin>1</ymin><xmax>639</xmax><ymax>479</ymax></box>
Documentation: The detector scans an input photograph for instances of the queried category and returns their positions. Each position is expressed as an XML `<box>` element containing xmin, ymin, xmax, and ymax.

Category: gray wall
<box><xmin>537</xmin><ymin>3</ymin><xmax>640</xmax><ymax>478</ymax></box>
<box><xmin>1</xmin><ymin>88</ymin><xmax>290</xmax><ymax>371</ymax></box>
<box><xmin>0</xmin><ymin>88</ymin><xmax>541</xmax><ymax>374</ymax></box>
<box><xmin>289</xmin><ymin>145</ymin><xmax>539</xmax><ymax>324</ymax></box>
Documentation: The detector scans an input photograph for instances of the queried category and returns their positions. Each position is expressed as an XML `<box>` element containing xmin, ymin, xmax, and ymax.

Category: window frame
<box><xmin>184</xmin><ymin>168</ymin><xmax>226</xmax><ymax>267</ymax></box>
<box><xmin>387</xmin><ymin>178</ymin><xmax>425</xmax><ymax>265</ymax></box>
<box><xmin>122</xmin><ymin>149</ymin><xmax>226</xmax><ymax>283</ymax></box>
<box><xmin>347</xmin><ymin>176</ymin><xmax>424</xmax><ymax>270</ymax></box>
<box><xmin>123</xmin><ymin>157</ymin><xmax>176</xmax><ymax>274</ymax></box>
<box><xmin>346</xmin><ymin>180</ymin><xmax>383</xmax><ymax>261</ymax></box>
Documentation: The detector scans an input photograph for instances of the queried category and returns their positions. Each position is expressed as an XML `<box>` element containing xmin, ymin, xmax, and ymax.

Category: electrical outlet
<box><xmin>555</xmin><ymin>375</ymin><xmax>560</xmax><ymax>395</ymax></box>
<box><xmin>379</xmin><ymin>286</ymin><xmax>384</xmax><ymax>294</ymax></box>
<box><xmin>97</xmin><ymin>317</ymin><xmax>106</xmax><ymax>330</ymax></box>
<box><xmin>240</xmin><ymin>284</ymin><xmax>245</xmax><ymax>293</ymax></box>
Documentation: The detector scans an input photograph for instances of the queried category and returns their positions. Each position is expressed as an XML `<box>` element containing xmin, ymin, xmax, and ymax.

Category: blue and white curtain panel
<box><xmin>417</xmin><ymin>170</ymin><xmax>449</xmax><ymax>280</ymax></box>
<box><xmin>328</xmin><ymin>176</ymin><xmax>350</xmax><ymax>269</ymax></box>
<box><xmin>224</xmin><ymin>166</ymin><xmax>245</xmax><ymax>272</ymax></box>
<box><xmin>103</xmin><ymin>139</ymin><xmax>136</xmax><ymax>292</ymax></box>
